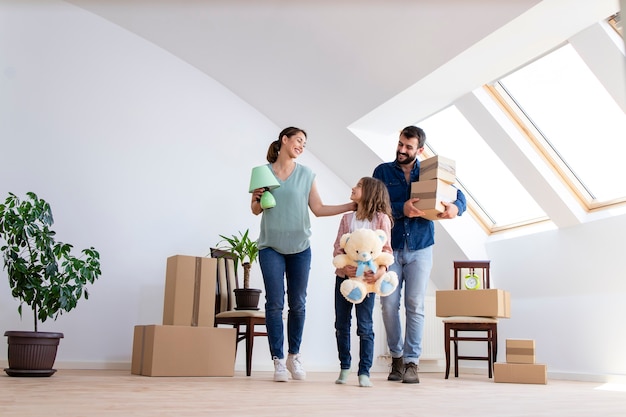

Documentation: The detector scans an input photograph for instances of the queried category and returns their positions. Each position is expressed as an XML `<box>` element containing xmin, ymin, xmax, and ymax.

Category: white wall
<box><xmin>486</xmin><ymin>215</ymin><xmax>626</xmax><ymax>379</ymax></box>
<box><xmin>0</xmin><ymin>2</ymin><xmax>350</xmax><ymax>372</ymax></box>
<box><xmin>1</xmin><ymin>2</ymin><xmax>625</xmax><ymax>381</ymax></box>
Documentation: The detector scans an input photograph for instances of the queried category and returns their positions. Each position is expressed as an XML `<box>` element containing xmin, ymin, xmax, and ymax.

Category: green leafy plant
<box><xmin>216</xmin><ymin>229</ymin><xmax>258</xmax><ymax>289</ymax></box>
<box><xmin>0</xmin><ymin>192</ymin><xmax>102</xmax><ymax>331</ymax></box>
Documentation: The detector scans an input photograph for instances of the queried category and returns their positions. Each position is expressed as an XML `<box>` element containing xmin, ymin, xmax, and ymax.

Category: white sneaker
<box><xmin>286</xmin><ymin>353</ymin><xmax>306</xmax><ymax>380</ymax></box>
<box><xmin>273</xmin><ymin>357</ymin><xmax>288</xmax><ymax>382</ymax></box>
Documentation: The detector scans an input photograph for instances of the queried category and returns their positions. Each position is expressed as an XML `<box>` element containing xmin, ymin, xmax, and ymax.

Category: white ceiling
<box><xmin>66</xmin><ymin>0</ymin><xmax>618</xmax><ymax>186</ymax></box>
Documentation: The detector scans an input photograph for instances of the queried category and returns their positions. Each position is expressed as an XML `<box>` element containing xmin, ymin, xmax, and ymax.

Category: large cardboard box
<box><xmin>436</xmin><ymin>289</ymin><xmax>511</xmax><ymax>318</ymax></box>
<box><xmin>419</xmin><ymin>155</ymin><xmax>456</xmax><ymax>183</ymax></box>
<box><xmin>410</xmin><ymin>179</ymin><xmax>458</xmax><ymax>221</ymax></box>
<box><xmin>163</xmin><ymin>255</ymin><xmax>216</xmax><ymax>327</ymax></box>
<box><xmin>131</xmin><ymin>325</ymin><xmax>236</xmax><ymax>377</ymax></box>
<box><xmin>494</xmin><ymin>363</ymin><xmax>547</xmax><ymax>384</ymax></box>
<box><xmin>506</xmin><ymin>339</ymin><xmax>536</xmax><ymax>364</ymax></box>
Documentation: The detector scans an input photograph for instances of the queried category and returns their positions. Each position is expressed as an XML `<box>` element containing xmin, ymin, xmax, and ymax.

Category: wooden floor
<box><xmin>2</xmin><ymin>369</ymin><xmax>626</xmax><ymax>417</ymax></box>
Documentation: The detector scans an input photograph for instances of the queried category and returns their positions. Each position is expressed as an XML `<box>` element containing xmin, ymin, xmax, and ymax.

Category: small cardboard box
<box><xmin>506</xmin><ymin>339</ymin><xmax>536</xmax><ymax>364</ymax></box>
<box><xmin>419</xmin><ymin>155</ymin><xmax>456</xmax><ymax>183</ymax></box>
<box><xmin>435</xmin><ymin>289</ymin><xmax>511</xmax><ymax>318</ymax></box>
<box><xmin>410</xmin><ymin>179</ymin><xmax>458</xmax><ymax>221</ymax></box>
<box><xmin>131</xmin><ymin>325</ymin><xmax>236</xmax><ymax>377</ymax></box>
<box><xmin>494</xmin><ymin>362</ymin><xmax>547</xmax><ymax>384</ymax></box>
<box><xmin>163</xmin><ymin>255</ymin><xmax>217</xmax><ymax>327</ymax></box>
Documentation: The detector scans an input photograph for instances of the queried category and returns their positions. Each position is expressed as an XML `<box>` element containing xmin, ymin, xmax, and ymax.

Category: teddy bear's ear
<box><xmin>340</xmin><ymin>233</ymin><xmax>351</xmax><ymax>248</ymax></box>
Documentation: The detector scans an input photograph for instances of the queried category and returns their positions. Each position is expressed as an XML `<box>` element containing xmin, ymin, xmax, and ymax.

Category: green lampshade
<box><xmin>249</xmin><ymin>165</ymin><xmax>280</xmax><ymax>209</ymax></box>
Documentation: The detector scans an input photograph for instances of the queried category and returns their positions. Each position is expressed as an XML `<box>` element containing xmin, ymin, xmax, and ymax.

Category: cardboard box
<box><xmin>131</xmin><ymin>325</ymin><xmax>236</xmax><ymax>376</ymax></box>
<box><xmin>494</xmin><ymin>362</ymin><xmax>547</xmax><ymax>384</ymax></box>
<box><xmin>410</xmin><ymin>179</ymin><xmax>458</xmax><ymax>221</ymax></box>
<box><xmin>419</xmin><ymin>155</ymin><xmax>456</xmax><ymax>183</ymax></box>
<box><xmin>163</xmin><ymin>255</ymin><xmax>217</xmax><ymax>327</ymax></box>
<box><xmin>436</xmin><ymin>289</ymin><xmax>511</xmax><ymax>318</ymax></box>
<box><xmin>506</xmin><ymin>339</ymin><xmax>536</xmax><ymax>364</ymax></box>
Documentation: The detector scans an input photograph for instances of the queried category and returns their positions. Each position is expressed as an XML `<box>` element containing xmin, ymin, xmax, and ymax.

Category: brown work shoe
<box><xmin>402</xmin><ymin>362</ymin><xmax>420</xmax><ymax>384</ymax></box>
<box><xmin>387</xmin><ymin>357</ymin><xmax>404</xmax><ymax>381</ymax></box>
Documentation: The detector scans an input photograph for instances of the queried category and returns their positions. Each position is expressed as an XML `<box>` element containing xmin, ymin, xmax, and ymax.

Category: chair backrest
<box><xmin>453</xmin><ymin>260</ymin><xmax>490</xmax><ymax>290</ymax></box>
<box><xmin>216</xmin><ymin>257</ymin><xmax>237</xmax><ymax>313</ymax></box>
<box><xmin>210</xmin><ymin>248</ymin><xmax>238</xmax><ymax>314</ymax></box>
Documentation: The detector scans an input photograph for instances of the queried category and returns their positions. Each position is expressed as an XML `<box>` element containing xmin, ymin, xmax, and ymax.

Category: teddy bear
<box><xmin>332</xmin><ymin>228</ymin><xmax>399</xmax><ymax>304</ymax></box>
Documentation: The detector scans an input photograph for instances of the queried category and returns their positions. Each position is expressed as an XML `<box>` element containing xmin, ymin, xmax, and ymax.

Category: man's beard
<box><xmin>396</xmin><ymin>151</ymin><xmax>416</xmax><ymax>165</ymax></box>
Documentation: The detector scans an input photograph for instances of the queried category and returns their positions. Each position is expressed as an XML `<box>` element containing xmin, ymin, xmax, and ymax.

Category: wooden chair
<box><xmin>443</xmin><ymin>260</ymin><xmax>498</xmax><ymax>379</ymax></box>
<box><xmin>210</xmin><ymin>249</ymin><xmax>267</xmax><ymax>377</ymax></box>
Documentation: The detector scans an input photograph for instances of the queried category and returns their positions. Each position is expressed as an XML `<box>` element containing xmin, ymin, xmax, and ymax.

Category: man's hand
<box><xmin>438</xmin><ymin>201</ymin><xmax>459</xmax><ymax>219</ymax></box>
<box><xmin>404</xmin><ymin>198</ymin><xmax>426</xmax><ymax>218</ymax></box>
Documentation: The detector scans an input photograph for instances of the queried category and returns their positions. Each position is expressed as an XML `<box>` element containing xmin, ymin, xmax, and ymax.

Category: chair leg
<box><xmin>492</xmin><ymin>325</ymin><xmax>498</xmax><ymax>364</ymax></box>
<box><xmin>453</xmin><ymin>330</ymin><xmax>459</xmax><ymax>378</ymax></box>
<box><xmin>487</xmin><ymin>329</ymin><xmax>493</xmax><ymax>378</ymax></box>
<box><xmin>444</xmin><ymin>324</ymin><xmax>451</xmax><ymax>379</ymax></box>
<box><xmin>491</xmin><ymin>325</ymin><xmax>498</xmax><ymax>378</ymax></box>
<box><xmin>245</xmin><ymin>322</ymin><xmax>255</xmax><ymax>377</ymax></box>
<box><xmin>233</xmin><ymin>324</ymin><xmax>241</xmax><ymax>354</ymax></box>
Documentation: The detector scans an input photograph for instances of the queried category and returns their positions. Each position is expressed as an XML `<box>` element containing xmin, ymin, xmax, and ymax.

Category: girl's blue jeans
<box><xmin>334</xmin><ymin>276</ymin><xmax>375</xmax><ymax>377</ymax></box>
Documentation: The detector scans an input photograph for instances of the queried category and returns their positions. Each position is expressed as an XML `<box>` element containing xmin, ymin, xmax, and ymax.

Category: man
<box><xmin>372</xmin><ymin>126</ymin><xmax>466</xmax><ymax>384</ymax></box>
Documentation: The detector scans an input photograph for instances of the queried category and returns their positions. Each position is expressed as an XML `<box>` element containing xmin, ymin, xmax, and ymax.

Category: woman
<box><xmin>251</xmin><ymin>126</ymin><xmax>355</xmax><ymax>382</ymax></box>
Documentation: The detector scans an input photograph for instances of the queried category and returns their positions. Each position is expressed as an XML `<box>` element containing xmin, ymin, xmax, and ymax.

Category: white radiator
<box><xmin>420</xmin><ymin>296</ymin><xmax>445</xmax><ymax>360</ymax></box>
<box><xmin>372</xmin><ymin>295</ymin><xmax>444</xmax><ymax>372</ymax></box>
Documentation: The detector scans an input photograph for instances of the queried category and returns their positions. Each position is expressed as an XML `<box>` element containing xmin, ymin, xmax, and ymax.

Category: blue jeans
<box><xmin>334</xmin><ymin>276</ymin><xmax>375</xmax><ymax>377</ymax></box>
<box><xmin>380</xmin><ymin>245</ymin><xmax>433</xmax><ymax>364</ymax></box>
<box><xmin>259</xmin><ymin>246</ymin><xmax>311</xmax><ymax>359</ymax></box>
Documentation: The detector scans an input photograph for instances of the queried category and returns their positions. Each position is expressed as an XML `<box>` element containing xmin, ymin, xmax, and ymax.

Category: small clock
<box><xmin>464</xmin><ymin>273</ymin><xmax>480</xmax><ymax>290</ymax></box>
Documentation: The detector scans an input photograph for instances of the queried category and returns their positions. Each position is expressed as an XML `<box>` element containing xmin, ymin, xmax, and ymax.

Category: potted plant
<box><xmin>215</xmin><ymin>229</ymin><xmax>262</xmax><ymax>310</ymax></box>
<box><xmin>0</xmin><ymin>192</ymin><xmax>102</xmax><ymax>377</ymax></box>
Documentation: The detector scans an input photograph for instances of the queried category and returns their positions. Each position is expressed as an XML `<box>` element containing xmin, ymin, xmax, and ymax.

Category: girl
<box><xmin>251</xmin><ymin>127</ymin><xmax>355</xmax><ymax>382</ymax></box>
<box><xmin>332</xmin><ymin>177</ymin><xmax>393</xmax><ymax>387</ymax></box>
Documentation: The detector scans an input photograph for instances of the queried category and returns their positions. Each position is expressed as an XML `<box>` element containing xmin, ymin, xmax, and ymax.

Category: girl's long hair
<box><xmin>356</xmin><ymin>177</ymin><xmax>393</xmax><ymax>227</ymax></box>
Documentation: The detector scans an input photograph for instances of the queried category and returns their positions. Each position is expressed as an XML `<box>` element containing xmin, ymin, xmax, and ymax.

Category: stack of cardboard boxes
<box><xmin>131</xmin><ymin>255</ymin><xmax>237</xmax><ymax>376</ymax></box>
<box><xmin>494</xmin><ymin>339</ymin><xmax>548</xmax><ymax>384</ymax></box>
<box><xmin>411</xmin><ymin>155</ymin><xmax>457</xmax><ymax>220</ymax></box>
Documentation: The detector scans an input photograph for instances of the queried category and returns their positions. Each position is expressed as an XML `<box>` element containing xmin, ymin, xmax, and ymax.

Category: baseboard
<box><xmin>57</xmin><ymin>361</ymin><xmax>131</xmax><ymax>370</ymax></box>
<box><xmin>455</xmin><ymin>364</ymin><xmax>626</xmax><ymax>384</ymax></box>
<box><xmin>544</xmin><ymin>371</ymin><xmax>626</xmax><ymax>384</ymax></box>
<box><xmin>3</xmin><ymin>359</ymin><xmax>622</xmax><ymax>383</ymax></box>
<box><xmin>0</xmin><ymin>360</ymin><xmax>131</xmax><ymax>371</ymax></box>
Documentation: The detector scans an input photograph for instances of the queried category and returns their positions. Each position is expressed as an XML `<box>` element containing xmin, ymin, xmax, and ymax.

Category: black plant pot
<box><xmin>234</xmin><ymin>288</ymin><xmax>262</xmax><ymax>310</ymax></box>
<box><xmin>4</xmin><ymin>331</ymin><xmax>64</xmax><ymax>377</ymax></box>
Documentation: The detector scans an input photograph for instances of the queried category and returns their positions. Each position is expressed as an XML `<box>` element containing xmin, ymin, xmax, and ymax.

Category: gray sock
<box><xmin>358</xmin><ymin>374</ymin><xmax>373</xmax><ymax>387</ymax></box>
<box><xmin>335</xmin><ymin>369</ymin><xmax>350</xmax><ymax>384</ymax></box>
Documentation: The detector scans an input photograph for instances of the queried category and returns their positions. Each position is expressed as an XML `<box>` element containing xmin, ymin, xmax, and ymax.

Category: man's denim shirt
<box><xmin>373</xmin><ymin>160</ymin><xmax>467</xmax><ymax>251</ymax></box>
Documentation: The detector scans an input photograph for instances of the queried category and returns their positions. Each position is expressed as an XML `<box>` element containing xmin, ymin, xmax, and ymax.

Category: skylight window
<box><xmin>498</xmin><ymin>43</ymin><xmax>626</xmax><ymax>207</ymax></box>
<box><xmin>608</xmin><ymin>12</ymin><xmax>622</xmax><ymax>36</ymax></box>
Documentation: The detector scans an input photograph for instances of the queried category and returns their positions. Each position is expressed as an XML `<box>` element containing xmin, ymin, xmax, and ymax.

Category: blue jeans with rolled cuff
<box><xmin>334</xmin><ymin>275</ymin><xmax>375</xmax><ymax>377</ymax></box>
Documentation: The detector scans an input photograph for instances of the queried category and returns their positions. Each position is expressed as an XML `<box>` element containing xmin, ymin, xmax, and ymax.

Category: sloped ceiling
<box><xmin>66</xmin><ymin>0</ymin><xmax>541</xmax><ymax>186</ymax></box>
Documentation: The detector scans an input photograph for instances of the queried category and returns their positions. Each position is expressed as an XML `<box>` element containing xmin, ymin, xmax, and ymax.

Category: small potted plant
<box><xmin>215</xmin><ymin>229</ymin><xmax>262</xmax><ymax>310</ymax></box>
<box><xmin>0</xmin><ymin>192</ymin><xmax>102</xmax><ymax>377</ymax></box>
